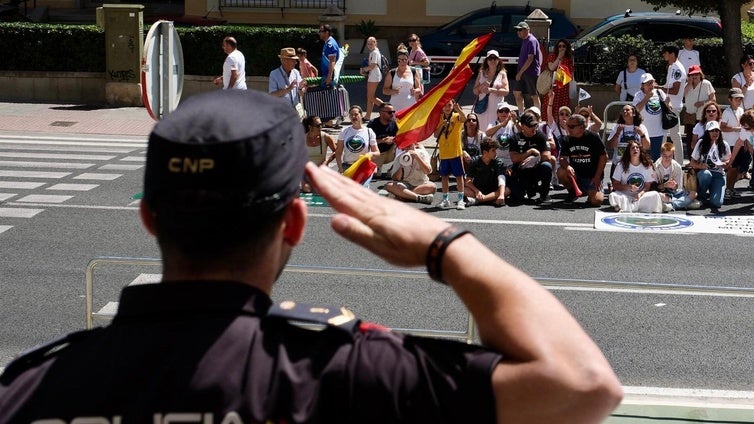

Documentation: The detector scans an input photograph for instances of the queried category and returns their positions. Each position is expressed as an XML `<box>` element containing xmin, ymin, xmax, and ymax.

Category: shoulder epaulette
<box><xmin>1</xmin><ymin>328</ymin><xmax>102</xmax><ymax>381</ymax></box>
<box><xmin>267</xmin><ymin>301</ymin><xmax>360</xmax><ymax>334</ymax></box>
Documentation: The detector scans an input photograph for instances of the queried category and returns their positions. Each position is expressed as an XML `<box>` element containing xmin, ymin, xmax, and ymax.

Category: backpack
<box><xmin>380</xmin><ymin>54</ymin><xmax>390</xmax><ymax>74</ymax></box>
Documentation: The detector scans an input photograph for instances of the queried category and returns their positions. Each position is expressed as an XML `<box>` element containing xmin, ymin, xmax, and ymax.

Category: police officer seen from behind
<box><xmin>0</xmin><ymin>90</ymin><xmax>622</xmax><ymax>423</ymax></box>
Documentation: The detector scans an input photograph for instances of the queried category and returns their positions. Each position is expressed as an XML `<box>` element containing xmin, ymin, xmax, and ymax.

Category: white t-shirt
<box><xmin>678</xmin><ymin>48</ymin><xmax>700</xmax><ymax>69</ymax></box>
<box><xmin>606</xmin><ymin>124</ymin><xmax>649</xmax><ymax>164</ymax></box>
<box><xmin>612</xmin><ymin>162</ymin><xmax>657</xmax><ymax>192</ymax></box>
<box><xmin>615</xmin><ymin>67</ymin><xmax>645</xmax><ymax>101</ymax></box>
<box><xmin>389</xmin><ymin>147</ymin><xmax>430</xmax><ymax>187</ymax></box>
<box><xmin>721</xmin><ymin>107</ymin><xmax>743</xmax><ymax>145</ymax></box>
<box><xmin>368</xmin><ymin>49</ymin><xmax>383</xmax><ymax>82</ymax></box>
<box><xmin>633</xmin><ymin>90</ymin><xmax>665</xmax><ymax>137</ymax></box>
<box><xmin>488</xmin><ymin>120</ymin><xmax>516</xmax><ymax>166</ymax></box>
<box><xmin>339</xmin><ymin>126</ymin><xmax>377</xmax><ymax>164</ymax></box>
<box><xmin>684</xmin><ymin>79</ymin><xmax>715</xmax><ymax>119</ymax></box>
<box><xmin>691</xmin><ymin>140</ymin><xmax>731</xmax><ymax>173</ymax></box>
<box><xmin>731</xmin><ymin>72</ymin><xmax>754</xmax><ymax>109</ymax></box>
<box><xmin>665</xmin><ymin>60</ymin><xmax>686</xmax><ymax>111</ymax></box>
<box><xmin>223</xmin><ymin>50</ymin><xmax>247</xmax><ymax>90</ymax></box>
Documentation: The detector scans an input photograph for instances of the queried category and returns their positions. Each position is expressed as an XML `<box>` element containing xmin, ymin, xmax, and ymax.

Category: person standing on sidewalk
<box><xmin>269</xmin><ymin>48</ymin><xmax>307</xmax><ymax>117</ymax></box>
<box><xmin>318</xmin><ymin>24</ymin><xmax>340</xmax><ymax>88</ymax></box>
<box><xmin>660</xmin><ymin>45</ymin><xmax>686</xmax><ymax>164</ymax></box>
<box><xmin>213</xmin><ymin>36</ymin><xmax>247</xmax><ymax>90</ymax></box>
<box><xmin>512</xmin><ymin>21</ymin><xmax>542</xmax><ymax>114</ymax></box>
<box><xmin>433</xmin><ymin>99</ymin><xmax>467</xmax><ymax>210</ymax></box>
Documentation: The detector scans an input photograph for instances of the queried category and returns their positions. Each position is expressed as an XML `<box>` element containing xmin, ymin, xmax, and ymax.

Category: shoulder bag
<box><xmin>473</xmin><ymin>75</ymin><xmax>496</xmax><ymax>114</ymax></box>
<box><xmin>623</xmin><ymin>69</ymin><xmax>634</xmax><ymax>102</ymax></box>
<box><xmin>537</xmin><ymin>68</ymin><xmax>554</xmax><ymax>96</ymax></box>
<box><xmin>658</xmin><ymin>91</ymin><xmax>679</xmax><ymax>130</ymax></box>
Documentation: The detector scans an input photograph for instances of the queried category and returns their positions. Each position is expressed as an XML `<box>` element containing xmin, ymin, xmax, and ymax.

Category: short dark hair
<box><xmin>296</xmin><ymin>47</ymin><xmax>307</xmax><ymax>55</ymax></box>
<box><xmin>320</xmin><ymin>24</ymin><xmax>332</xmax><ymax>34</ymax></box>
<box><xmin>480</xmin><ymin>137</ymin><xmax>498</xmax><ymax>152</ymax></box>
<box><xmin>661</xmin><ymin>44</ymin><xmax>678</xmax><ymax>56</ymax></box>
<box><xmin>223</xmin><ymin>36</ymin><xmax>237</xmax><ymax>49</ymax></box>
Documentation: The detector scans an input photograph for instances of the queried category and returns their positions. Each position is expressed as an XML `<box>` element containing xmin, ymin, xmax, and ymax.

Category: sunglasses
<box><xmin>559</xmin><ymin>112</ymin><xmax>571</xmax><ymax>116</ymax></box>
<box><xmin>498</xmin><ymin>109</ymin><xmax>510</xmax><ymax>113</ymax></box>
<box><xmin>557</xmin><ymin>44</ymin><xmax>566</xmax><ymax>48</ymax></box>
<box><xmin>408</xmin><ymin>38</ymin><xmax>417</xmax><ymax>42</ymax></box>
<box><xmin>381</xmin><ymin>110</ymin><xmax>395</xmax><ymax>114</ymax></box>
<box><xmin>466</xmin><ymin>118</ymin><xmax>478</xmax><ymax>122</ymax></box>
<box><xmin>312</xmin><ymin>123</ymin><xmax>322</xmax><ymax>128</ymax></box>
<box><xmin>705</xmin><ymin>109</ymin><xmax>718</xmax><ymax>113</ymax></box>
<box><xmin>748</xmin><ymin>61</ymin><xmax>754</xmax><ymax>66</ymax></box>
<box><xmin>397</xmin><ymin>58</ymin><xmax>408</xmax><ymax>62</ymax></box>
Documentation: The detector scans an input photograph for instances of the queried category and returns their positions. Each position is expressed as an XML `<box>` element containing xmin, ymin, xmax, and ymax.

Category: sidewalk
<box><xmin>0</xmin><ymin>102</ymin><xmax>155</xmax><ymax>137</ymax></box>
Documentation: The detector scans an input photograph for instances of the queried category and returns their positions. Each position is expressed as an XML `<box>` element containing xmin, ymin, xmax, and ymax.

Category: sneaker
<box><xmin>456</xmin><ymin>200</ymin><xmax>466</xmax><ymax>210</ymax></box>
<box><xmin>535</xmin><ymin>194</ymin><xmax>552</xmax><ymax>204</ymax></box>
<box><xmin>687</xmin><ymin>200</ymin><xmax>702</xmax><ymax>210</ymax></box>
<box><xmin>465</xmin><ymin>197</ymin><xmax>477</xmax><ymax>206</ymax></box>
<box><xmin>662</xmin><ymin>203</ymin><xmax>674</xmax><ymax>213</ymax></box>
<box><xmin>416</xmin><ymin>194</ymin><xmax>434</xmax><ymax>204</ymax></box>
<box><xmin>732</xmin><ymin>189</ymin><xmax>742</xmax><ymax>198</ymax></box>
<box><xmin>724</xmin><ymin>189</ymin><xmax>733</xmax><ymax>200</ymax></box>
<box><xmin>564</xmin><ymin>192</ymin><xmax>577</xmax><ymax>204</ymax></box>
<box><xmin>439</xmin><ymin>198</ymin><xmax>451</xmax><ymax>208</ymax></box>
<box><xmin>552</xmin><ymin>183</ymin><xmax>566</xmax><ymax>191</ymax></box>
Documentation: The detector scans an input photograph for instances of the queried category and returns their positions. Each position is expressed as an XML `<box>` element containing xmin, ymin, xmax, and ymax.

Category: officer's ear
<box><xmin>140</xmin><ymin>200</ymin><xmax>156</xmax><ymax>236</ymax></box>
<box><xmin>282</xmin><ymin>198</ymin><xmax>307</xmax><ymax>247</ymax></box>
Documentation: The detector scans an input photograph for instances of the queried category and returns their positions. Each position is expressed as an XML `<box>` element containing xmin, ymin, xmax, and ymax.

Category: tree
<box><xmin>641</xmin><ymin>0</ymin><xmax>748</xmax><ymax>79</ymax></box>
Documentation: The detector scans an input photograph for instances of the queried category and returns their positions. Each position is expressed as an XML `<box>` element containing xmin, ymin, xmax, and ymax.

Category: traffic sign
<box><xmin>141</xmin><ymin>20</ymin><xmax>184</xmax><ymax>120</ymax></box>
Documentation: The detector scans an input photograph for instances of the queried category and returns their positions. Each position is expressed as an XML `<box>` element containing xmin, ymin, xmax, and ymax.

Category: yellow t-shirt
<box><xmin>436</xmin><ymin>113</ymin><xmax>464</xmax><ymax>160</ymax></box>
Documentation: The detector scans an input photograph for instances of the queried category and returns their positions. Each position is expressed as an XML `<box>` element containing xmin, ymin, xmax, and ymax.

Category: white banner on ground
<box><xmin>594</xmin><ymin>211</ymin><xmax>754</xmax><ymax>235</ymax></box>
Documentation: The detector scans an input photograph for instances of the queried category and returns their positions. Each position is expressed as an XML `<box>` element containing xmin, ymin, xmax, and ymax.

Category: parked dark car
<box><xmin>420</xmin><ymin>4</ymin><xmax>579</xmax><ymax>76</ymax></box>
<box><xmin>573</xmin><ymin>10</ymin><xmax>722</xmax><ymax>68</ymax></box>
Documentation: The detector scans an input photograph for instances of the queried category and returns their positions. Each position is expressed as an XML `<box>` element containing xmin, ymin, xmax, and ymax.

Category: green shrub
<box><xmin>0</xmin><ymin>23</ymin><xmax>322</xmax><ymax>75</ymax></box>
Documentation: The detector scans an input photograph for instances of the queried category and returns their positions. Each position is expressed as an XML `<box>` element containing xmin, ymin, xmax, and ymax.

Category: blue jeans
<box><xmin>649</xmin><ymin>136</ymin><xmax>664</xmax><ymax>161</ymax></box>
<box><xmin>696</xmin><ymin>170</ymin><xmax>725</xmax><ymax>207</ymax></box>
<box><xmin>666</xmin><ymin>190</ymin><xmax>693</xmax><ymax>210</ymax></box>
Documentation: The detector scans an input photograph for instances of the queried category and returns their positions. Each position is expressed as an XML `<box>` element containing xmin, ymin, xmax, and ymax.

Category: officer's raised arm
<box><xmin>305</xmin><ymin>162</ymin><xmax>623</xmax><ymax>424</ymax></box>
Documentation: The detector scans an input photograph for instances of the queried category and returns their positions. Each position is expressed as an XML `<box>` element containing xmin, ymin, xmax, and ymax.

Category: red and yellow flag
<box><xmin>395</xmin><ymin>32</ymin><xmax>494</xmax><ymax>149</ymax></box>
<box><xmin>554</xmin><ymin>64</ymin><xmax>573</xmax><ymax>88</ymax></box>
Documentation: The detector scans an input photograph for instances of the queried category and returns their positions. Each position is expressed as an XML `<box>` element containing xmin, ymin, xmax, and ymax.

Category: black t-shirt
<box><xmin>560</xmin><ymin>130</ymin><xmax>606</xmax><ymax>179</ymax></box>
<box><xmin>467</xmin><ymin>156</ymin><xmax>507</xmax><ymax>193</ymax></box>
<box><xmin>0</xmin><ymin>280</ymin><xmax>501</xmax><ymax>423</ymax></box>
<box><xmin>509</xmin><ymin>130</ymin><xmax>550</xmax><ymax>161</ymax></box>
<box><xmin>367</xmin><ymin>118</ymin><xmax>398</xmax><ymax>153</ymax></box>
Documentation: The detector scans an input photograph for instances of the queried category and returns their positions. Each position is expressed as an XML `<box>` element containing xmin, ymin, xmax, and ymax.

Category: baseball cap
<box><xmin>486</xmin><ymin>50</ymin><xmax>500</xmax><ymax>59</ymax></box>
<box><xmin>729</xmin><ymin>87</ymin><xmax>744</xmax><ymax>98</ymax></box>
<box><xmin>640</xmin><ymin>73</ymin><xmax>655</xmax><ymax>84</ymax></box>
<box><xmin>705</xmin><ymin>120</ymin><xmax>721</xmax><ymax>132</ymax></box>
<box><xmin>514</xmin><ymin>21</ymin><xmax>529</xmax><ymax>30</ymax></box>
<box><xmin>143</xmin><ymin>90</ymin><xmax>306</xmax><ymax>216</ymax></box>
<box><xmin>687</xmin><ymin>64</ymin><xmax>702</xmax><ymax>75</ymax></box>
<box><xmin>497</xmin><ymin>101</ymin><xmax>517</xmax><ymax>112</ymax></box>
<box><xmin>519</xmin><ymin>112</ymin><xmax>538</xmax><ymax>128</ymax></box>
<box><xmin>525</xmin><ymin>106</ymin><xmax>541</xmax><ymax>117</ymax></box>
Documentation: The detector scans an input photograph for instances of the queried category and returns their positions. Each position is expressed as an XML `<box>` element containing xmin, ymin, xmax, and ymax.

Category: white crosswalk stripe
<box><xmin>0</xmin><ymin>135</ymin><xmax>145</xmax><ymax>236</ymax></box>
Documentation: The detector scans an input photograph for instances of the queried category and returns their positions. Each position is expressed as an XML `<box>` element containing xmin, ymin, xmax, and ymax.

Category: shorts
<box><xmin>513</xmin><ymin>73</ymin><xmax>538</xmax><ymax>95</ymax></box>
<box><xmin>391</xmin><ymin>181</ymin><xmax>417</xmax><ymax>190</ymax></box>
<box><xmin>438</xmin><ymin>156</ymin><xmax>464</xmax><ymax>177</ymax></box>
<box><xmin>575</xmin><ymin>175</ymin><xmax>599</xmax><ymax>194</ymax></box>
<box><xmin>731</xmin><ymin>149</ymin><xmax>752</xmax><ymax>173</ymax></box>
<box><xmin>368</xmin><ymin>69</ymin><xmax>382</xmax><ymax>83</ymax></box>
<box><xmin>373</xmin><ymin>144</ymin><xmax>396</xmax><ymax>167</ymax></box>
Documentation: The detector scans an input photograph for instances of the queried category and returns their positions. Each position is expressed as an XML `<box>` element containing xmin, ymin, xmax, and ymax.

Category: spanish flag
<box><xmin>554</xmin><ymin>64</ymin><xmax>573</xmax><ymax>88</ymax></box>
<box><xmin>395</xmin><ymin>32</ymin><xmax>494</xmax><ymax>149</ymax></box>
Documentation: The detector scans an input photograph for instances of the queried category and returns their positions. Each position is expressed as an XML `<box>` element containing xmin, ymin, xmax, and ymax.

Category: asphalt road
<box><xmin>1</xmin><ymin>131</ymin><xmax>754</xmax><ymax>396</ymax></box>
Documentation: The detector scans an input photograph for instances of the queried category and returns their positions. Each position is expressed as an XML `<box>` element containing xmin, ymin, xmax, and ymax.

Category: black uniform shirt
<box><xmin>0</xmin><ymin>280</ymin><xmax>501</xmax><ymax>423</ymax></box>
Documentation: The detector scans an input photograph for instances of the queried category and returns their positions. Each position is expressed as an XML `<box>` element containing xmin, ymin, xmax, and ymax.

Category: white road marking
<box><xmin>16</xmin><ymin>194</ymin><xmax>73</xmax><ymax>203</ymax></box>
<box><xmin>0</xmin><ymin>193</ymin><xmax>14</xmax><ymax>201</ymax></box>
<box><xmin>622</xmin><ymin>385</ymin><xmax>754</xmax><ymax>407</ymax></box>
<box><xmin>0</xmin><ymin>152</ymin><xmax>116</xmax><ymax>160</ymax></box>
<box><xmin>0</xmin><ymin>181</ymin><xmax>45</xmax><ymax>189</ymax></box>
<box><xmin>0</xmin><ymin>225</ymin><xmax>12</xmax><ymax>234</ymax></box>
<box><xmin>119</xmin><ymin>156</ymin><xmax>145</xmax><ymax>162</ymax></box>
<box><xmin>5</xmin><ymin>202</ymin><xmax>137</xmax><ymax>211</ymax></box>
<box><xmin>0</xmin><ymin>207</ymin><xmax>44</xmax><ymax>218</ymax></box>
<box><xmin>0</xmin><ymin>135</ymin><xmax>146</xmax><ymax>147</ymax></box>
<box><xmin>0</xmin><ymin>144</ymin><xmax>135</xmax><ymax>154</ymax></box>
<box><xmin>98</xmin><ymin>164</ymin><xmax>143</xmax><ymax>171</ymax></box>
<box><xmin>74</xmin><ymin>173</ymin><xmax>122</xmax><ymax>181</ymax></box>
<box><xmin>308</xmin><ymin>213</ymin><xmax>591</xmax><ymax>228</ymax></box>
<box><xmin>0</xmin><ymin>160</ymin><xmax>93</xmax><ymax>169</ymax></box>
<box><xmin>0</xmin><ymin>170</ymin><xmax>70</xmax><ymax>178</ymax></box>
<box><xmin>47</xmin><ymin>183</ymin><xmax>99</xmax><ymax>191</ymax></box>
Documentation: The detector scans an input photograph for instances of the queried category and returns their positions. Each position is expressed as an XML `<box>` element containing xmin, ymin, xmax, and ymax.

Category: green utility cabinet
<box><xmin>97</xmin><ymin>4</ymin><xmax>144</xmax><ymax>84</ymax></box>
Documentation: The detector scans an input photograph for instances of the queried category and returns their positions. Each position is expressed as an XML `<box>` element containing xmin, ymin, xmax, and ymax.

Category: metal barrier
<box><xmin>84</xmin><ymin>257</ymin><xmax>478</xmax><ymax>343</ymax></box>
<box><xmin>601</xmin><ymin>100</ymin><xmax>632</xmax><ymax>145</ymax></box>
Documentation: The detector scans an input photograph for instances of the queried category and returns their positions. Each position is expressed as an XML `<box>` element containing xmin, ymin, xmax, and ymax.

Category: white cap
<box><xmin>496</xmin><ymin>101</ymin><xmax>518</xmax><ymax>111</ymax></box>
<box><xmin>640</xmin><ymin>73</ymin><xmax>655</xmax><ymax>84</ymax></box>
<box><xmin>705</xmin><ymin>120</ymin><xmax>720</xmax><ymax>131</ymax></box>
<box><xmin>486</xmin><ymin>50</ymin><xmax>500</xmax><ymax>59</ymax></box>
<box><xmin>525</xmin><ymin>106</ymin><xmax>541</xmax><ymax>117</ymax></box>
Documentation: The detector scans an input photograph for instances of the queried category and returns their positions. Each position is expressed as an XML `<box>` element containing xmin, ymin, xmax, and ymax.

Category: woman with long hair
<box><xmin>382</xmin><ymin>44</ymin><xmax>423</xmax><ymax>113</ymax></box>
<box><xmin>359</xmin><ymin>36</ymin><xmax>384</xmax><ymax>121</ymax></box>
<box><xmin>541</xmin><ymin>38</ymin><xmax>573</xmax><ymax>121</ymax></box>
<box><xmin>690</xmin><ymin>120</ymin><xmax>731</xmax><ymax>211</ymax></box>
<box><xmin>731</xmin><ymin>54</ymin><xmax>754</xmax><ymax>109</ymax></box>
<box><xmin>301</xmin><ymin>115</ymin><xmax>337</xmax><ymax>192</ymax></box>
<box><xmin>407</xmin><ymin>33</ymin><xmax>430</xmax><ymax>85</ymax></box>
<box><xmin>608</xmin><ymin>139</ymin><xmax>663</xmax><ymax>212</ymax></box>
<box><xmin>472</xmin><ymin>50</ymin><xmax>509</xmax><ymax>131</ymax></box>
<box><xmin>606</xmin><ymin>104</ymin><xmax>650</xmax><ymax>179</ymax></box>
<box><xmin>689</xmin><ymin>100</ymin><xmax>722</xmax><ymax>150</ymax></box>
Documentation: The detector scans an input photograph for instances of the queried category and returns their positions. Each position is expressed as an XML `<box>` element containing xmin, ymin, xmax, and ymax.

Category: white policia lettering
<box><xmin>31</xmin><ymin>411</ymin><xmax>256</xmax><ymax>424</ymax></box>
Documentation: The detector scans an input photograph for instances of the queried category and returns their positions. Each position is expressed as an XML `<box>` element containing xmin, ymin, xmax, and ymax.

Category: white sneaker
<box><xmin>465</xmin><ymin>197</ymin><xmax>477</xmax><ymax>206</ymax></box>
<box><xmin>687</xmin><ymin>200</ymin><xmax>702</xmax><ymax>210</ymax></box>
<box><xmin>662</xmin><ymin>203</ymin><xmax>674</xmax><ymax>212</ymax></box>
<box><xmin>439</xmin><ymin>198</ymin><xmax>451</xmax><ymax>208</ymax></box>
<box><xmin>416</xmin><ymin>194</ymin><xmax>434</xmax><ymax>204</ymax></box>
<box><xmin>456</xmin><ymin>200</ymin><xmax>466</xmax><ymax>210</ymax></box>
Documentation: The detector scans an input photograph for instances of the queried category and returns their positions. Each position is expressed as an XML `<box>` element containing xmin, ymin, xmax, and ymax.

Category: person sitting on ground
<box><xmin>690</xmin><ymin>120</ymin><xmax>730</xmax><ymax>211</ymax></box>
<box><xmin>606</xmin><ymin>104</ymin><xmax>650</xmax><ymax>182</ymax></box>
<box><xmin>461</xmin><ymin>112</ymin><xmax>484</xmax><ymax>165</ymax></box>
<box><xmin>576</xmin><ymin>105</ymin><xmax>604</xmax><ymax>134</ymax></box>
<box><xmin>654</xmin><ymin>142</ymin><xmax>699</xmax><ymax>211</ymax></box>
<box><xmin>720</xmin><ymin>88</ymin><xmax>745</xmax><ymax>165</ymax></box>
<box><xmin>335</xmin><ymin>105</ymin><xmax>379</xmax><ymax>185</ymax></box>
<box><xmin>485</xmin><ymin>102</ymin><xmax>518</xmax><ymax>167</ymax></box>
<box><xmin>508</xmin><ymin>111</ymin><xmax>553</xmax><ymax>204</ymax></box>
<box><xmin>557</xmin><ymin>114</ymin><xmax>607</xmax><ymax>206</ymax></box>
<box><xmin>609</xmin><ymin>139</ymin><xmax>663</xmax><ymax>213</ymax></box>
<box><xmin>464</xmin><ymin>137</ymin><xmax>510</xmax><ymax>207</ymax></box>
<box><xmin>384</xmin><ymin>142</ymin><xmax>436</xmax><ymax>204</ymax></box>
<box><xmin>302</xmin><ymin>116</ymin><xmax>337</xmax><ymax>192</ymax></box>
<box><xmin>725</xmin><ymin>109</ymin><xmax>754</xmax><ymax>199</ymax></box>
<box><xmin>367</xmin><ymin>102</ymin><xmax>398</xmax><ymax>179</ymax></box>
<box><xmin>526</xmin><ymin>104</ymin><xmax>560</xmax><ymax>190</ymax></box>
<box><xmin>0</xmin><ymin>90</ymin><xmax>624</xmax><ymax>422</ymax></box>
